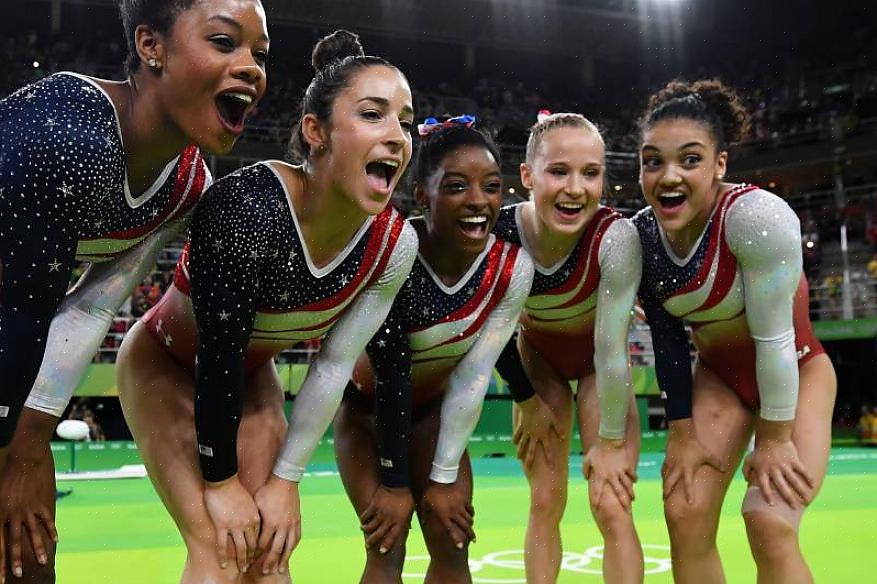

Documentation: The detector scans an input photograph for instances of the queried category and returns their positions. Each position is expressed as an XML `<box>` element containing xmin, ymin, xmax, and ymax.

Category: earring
<box><xmin>148</xmin><ymin>57</ymin><xmax>160</xmax><ymax>69</ymax></box>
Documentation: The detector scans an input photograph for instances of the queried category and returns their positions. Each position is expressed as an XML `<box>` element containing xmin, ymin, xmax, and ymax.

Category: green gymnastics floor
<box><xmin>55</xmin><ymin>448</ymin><xmax>875</xmax><ymax>583</ymax></box>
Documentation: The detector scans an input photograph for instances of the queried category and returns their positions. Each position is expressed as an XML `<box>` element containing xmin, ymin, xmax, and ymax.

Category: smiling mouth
<box><xmin>365</xmin><ymin>160</ymin><xmax>400</xmax><ymax>191</ymax></box>
<box><xmin>215</xmin><ymin>92</ymin><xmax>253</xmax><ymax>132</ymax></box>
<box><xmin>458</xmin><ymin>215</ymin><xmax>489</xmax><ymax>237</ymax></box>
<box><xmin>657</xmin><ymin>192</ymin><xmax>687</xmax><ymax>210</ymax></box>
<box><xmin>555</xmin><ymin>201</ymin><xmax>584</xmax><ymax>218</ymax></box>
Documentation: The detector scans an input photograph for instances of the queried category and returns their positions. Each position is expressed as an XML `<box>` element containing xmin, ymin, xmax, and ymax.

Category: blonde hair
<box><xmin>524</xmin><ymin>112</ymin><xmax>603</xmax><ymax>163</ymax></box>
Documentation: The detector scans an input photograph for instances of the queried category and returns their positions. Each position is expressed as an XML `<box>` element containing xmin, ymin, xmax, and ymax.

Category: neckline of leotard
<box><xmin>655</xmin><ymin>184</ymin><xmax>753</xmax><ymax>267</ymax></box>
<box><xmin>417</xmin><ymin>232</ymin><xmax>497</xmax><ymax>295</ymax></box>
<box><xmin>60</xmin><ymin>72</ymin><xmax>180</xmax><ymax>210</ymax></box>
<box><xmin>515</xmin><ymin>202</ymin><xmax>581</xmax><ymax>276</ymax></box>
<box><xmin>262</xmin><ymin>160</ymin><xmax>375</xmax><ymax>279</ymax></box>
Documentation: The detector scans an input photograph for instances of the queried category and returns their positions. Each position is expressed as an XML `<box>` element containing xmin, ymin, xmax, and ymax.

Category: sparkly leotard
<box><xmin>352</xmin><ymin>224</ymin><xmax>533</xmax><ymax>485</ymax></box>
<box><xmin>141</xmin><ymin>161</ymin><xmax>417</xmax><ymax>482</ymax></box>
<box><xmin>634</xmin><ymin>184</ymin><xmax>824</xmax><ymax>420</ymax></box>
<box><xmin>493</xmin><ymin>202</ymin><xmax>641</xmax><ymax>438</ymax></box>
<box><xmin>0</xmin><ymin>72</ymin><xmax>208</xmax><ymax>443</ymax></box>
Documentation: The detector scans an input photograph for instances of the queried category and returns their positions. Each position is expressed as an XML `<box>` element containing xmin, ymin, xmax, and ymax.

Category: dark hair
<box><xmin>287</xmin><ymin>30</ymin><xmax>402</xmax><ymax>164</ymax></box>
<box><xmin>638</xmin><ymin>79</ymin><xmax>751</xmax><ymax>150</ymax></box>
<box><xmin>118</xmin><ymin>0</ymin><xmax>198</xmax><ymax>75</ymax></box>
<box><xmin>414</xmin><ymin>121</ymin><xmax>501</xmax><ymax>184</ymax></box>
<box><xmin>525</xmin><ymin>112</ymin><xmax>603</xmax><ymax>164</ymax></box>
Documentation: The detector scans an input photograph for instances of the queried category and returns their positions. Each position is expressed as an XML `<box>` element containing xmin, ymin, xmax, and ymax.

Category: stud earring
<box><xmin>148</xmin><ymin>57</ymin><xmax>160</xmax><ymax>69</ymax></box>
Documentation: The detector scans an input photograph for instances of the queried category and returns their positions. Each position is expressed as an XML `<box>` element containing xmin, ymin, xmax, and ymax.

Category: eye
<box><xmin>642</xmin><ymin>156</ymin><xmax>662</xmax><ymax>168</ymax></box>
<box><xmin>361</xmin><ymin>110</ymin><xmax>382</xmax><ymax>121</ymax></box>
<box><xmin>209</xmin><ymin>35</ymin><xmax>235</xmax><ymax>51</ymax></box>
<box><xmin>400</xmin><ymin>119</ymin><xmax>413</xmax><ymax>132</ymax></box>
<box><xmin>443</xmin><ymin>181</ymin><xmax>468</xmax><ymax>193</ymax></box>
<box><xmin>548</xmin><ymin>167</ymin><xmax>567</xmax><ymax>176</ymax></box>
<box><xmin>585</xmin><ymin>168</ymin><xmax>602</xmax><ymax>178</ymax></box>
<box><xmin>484</xmin><ymin>182</ymin><xmax>502</xmax><ymax>194</ymax></box>
<box><xmin>682</xmin><ymin>154</ymin><xmax>701</xmax><ymax>166</ymax></box>
<box><xmin>254</xmin><ymin>50</ymin><xmax>270</xmax><ymax>66</ymax></box>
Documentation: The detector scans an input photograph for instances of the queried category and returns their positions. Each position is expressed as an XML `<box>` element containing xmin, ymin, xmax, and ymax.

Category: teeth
<box><xmin>557</xmin><ymin>202</ymin><xmax>583</xmax><ymax>209</ymax></box>
<box><xmin>659</xmin><ymin>192</ymin><xmax>685</xmax><ymax>199</ymax></box>
<box><xmin>224</xmin><ymin>92</ymin><xmax>253</xmax><ymax>104</ymax></box>
<box><xmin>376</xmin><ymin>159</ymin><xmax>399</xmax><ymax>168</ymax></box>
<box><xmin>459</xmin><ymin>216</ymin><xmax>488</xmax><ymax>224</ymax></box>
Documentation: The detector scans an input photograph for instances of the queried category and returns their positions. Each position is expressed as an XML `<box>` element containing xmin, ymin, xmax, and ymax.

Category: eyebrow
<box><xmin>357</xmin><ymin>97</ymin><xmax>414</xmax><ymax>117</ymax></box>
<box><xmin>208</xmin><ymin>15</ymin><xmax>270</xmax><ymax>42</ymax></box>
<box><xmin>680</xmin><ymin>141</ymin><xmax>705</xmax><ymax>150</ymax></box>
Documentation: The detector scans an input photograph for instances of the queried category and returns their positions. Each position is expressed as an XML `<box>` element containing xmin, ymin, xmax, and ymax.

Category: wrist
<box><xmin>755</xmin><ymin>418</ymin><xmax>794</xmax><ymax>443</ymax></box>
<box><xmin>268</xmin><ymin>473</ymin><xmax>300</xmax><ymax>491</ymax></box>
<box><xmin>205</xmin><ymin>474</ymin><xmax>239</xmax><ymax>490</ymax></box>
<box><xmin>668</xmin><ymin>418</ymin><xmax>695</xmax><ymax>439</ymax></box>
<box><xmin>598</xmin><ymin>436</ymin><xmax>625</xmax><ymax>449</ymax></box>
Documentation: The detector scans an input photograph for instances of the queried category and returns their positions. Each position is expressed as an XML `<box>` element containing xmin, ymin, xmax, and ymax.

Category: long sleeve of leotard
<box><xmin>494</xmin><ymin>332</ymin><xmax>537</xmax><ymax>402</ymax></box>
<box><xmin>24</xmin><ymin>220</ymin><xmax>187</xmax><ymax>417</ymax></box>
<box><xmin>641</xmin><ymin>296</ymin><xmax>693</xmax><ymax>421</ymax></box>
<box><xmin>188</xmin><ymin>175</ymin><xmax>269</xmax><ymax>482</ymax></box>
<box><xmin>0</xmin><ymin>86</ymin><xmax>82</xmax><ymax>445</ymax></box>
<box><xmin>364</xmin><ymin>300</ymin><xmax>413</xmax><ymax>488</ymax></box>
<box><xmin>272</xmin><ymin>224</ymin><xmax>418</xmax><ymax>482</ymax></box>
<box><xmin>725</xmin><ymin>189</ymin><xmax>803</xmax><ymax>421</ymax></box>
<box><xmin>430</xmin><ymin>250</ymin><xmax>534</xmax><ymax>484</ymax></box>
<box><xmin>594</xmin><ymin>219</ymin><xmax>641</xmax><ymax>439</ymax></box>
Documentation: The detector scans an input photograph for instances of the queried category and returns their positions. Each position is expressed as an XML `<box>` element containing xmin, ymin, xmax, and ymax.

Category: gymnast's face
<box><xmin>639</xmin><ymin>117</ymin><xmax>728</xmax><ymax>237</ymax></box>
<box><xmin>148</xmin><ymin>0</ymin><xmax>269</xmax><ymax>154</ymax></box>
<box><xmin>521</xmin><ymin>126</ymin><xmax>605</xmax><ymax>237</ymax></box>
<box><xmin>321</xmin><ymin>66</ymin><xmax>414</xmax><ymax>216</ymax></box>
<box><xmin>417</xmin><ymin>144</ymin><xmax>503</xmax><ymax>258</ymax></box>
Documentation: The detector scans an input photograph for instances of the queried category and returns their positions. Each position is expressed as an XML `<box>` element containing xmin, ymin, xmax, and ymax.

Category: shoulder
<box><xmin>724</xmin><ymin>186</ymin><xmax>800</xmax><ymax>256</ymax></box>
<box><xmin>493</xmin><ymin>203</ymin><xmax>524</xmax><ymax>245</ymax></box>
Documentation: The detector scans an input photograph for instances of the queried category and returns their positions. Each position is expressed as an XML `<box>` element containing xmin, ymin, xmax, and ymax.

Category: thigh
<box><xmin>333</xmin><ymin>390</ymin><xmax>383</xmax><ymax>514</ymax></box>
<box><xmin>664</xmin><ymin>363</ymin><xmax>755</xmax><ymax>515</ymax></box>
<box><xmin>237</xmin><ymin>361</ymin><xmax>288</xmax><ymax>493</ymax></box>
<box><xmin>576</xmin><ymin>374</ymin><xmax>640</xmax><ymax>467</ymax></box>
<box><xmin>791</xmin><ymin>354</ymin><xmax>837</xmax><ymax>497</ymax></box>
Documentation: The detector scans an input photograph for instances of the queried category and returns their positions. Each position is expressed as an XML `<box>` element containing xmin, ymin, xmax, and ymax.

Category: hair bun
<box><xmin>311</xmin><ymin>30</ymin><xmax>365</xmax><ymax>72</ymax></box>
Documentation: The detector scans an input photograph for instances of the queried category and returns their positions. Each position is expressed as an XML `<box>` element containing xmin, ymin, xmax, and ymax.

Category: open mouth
<box><xmin>458</xmin><ymin>214</ymin><xmax>489</xmax><ymax>238</ymax></box>
<box><xmin>555</xmin><ymin>201</ymin><xmax>584</xmax><ymax>218</ymax></box>
<box><xmin>215</xmin><ymin>91</ymin><xmax>254</xmax><ymax>134</ymax></box>
<box><xmin>657</xmin><ymin>191</ymin><xmax>687</xmax><ymax>210</ymax></box>
<box><xmin>365</xmin><ymin>159</ymin><xmax>400</xmax><ymax>192</ymax></box>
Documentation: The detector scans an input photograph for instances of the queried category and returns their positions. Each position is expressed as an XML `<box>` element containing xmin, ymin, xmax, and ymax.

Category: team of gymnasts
<box><xmin>0</xmin><ymin>1</ymin><xmax>836</xmax><ymax>583</ymax></box>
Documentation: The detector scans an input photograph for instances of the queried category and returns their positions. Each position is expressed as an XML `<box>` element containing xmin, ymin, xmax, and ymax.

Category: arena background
<box><xmin>2</xmin><ymin>0</ymin><xmax>876</xmax><ymax>581</ymax></box>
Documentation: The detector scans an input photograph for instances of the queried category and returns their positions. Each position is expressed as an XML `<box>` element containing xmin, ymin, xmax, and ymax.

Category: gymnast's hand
<box><xmin>420</xmin><ymin>482</ymin><xmax>475</xmax><ymax>549</ymax></box>
<box><xmin>662</xmin><ymin>419</ymin><xmax>725</xmax><ymax>505</ymax></box>
<box><xmin>0</xmin><ymin>443</ymin><xmax>58</xmax><ymax>580</ymax></box>
<box><xmin>513</xmin><ymin>394</ymin><xmax>566</xmax><ymax>470</ymax></box>
<box><xmin>204</xmin><ymin>475</ymin><xmax>260</xmax><ymax>573</ymax></box>
<box><xmin>360</xmin><ymin>485</ymin><xmax>414</xmax><ymax>554</ymax></box>
<box><xmin>743</xmin><ymin>419</ymin><xmax>814</xmax><ymax>509</ymax></box>
<box><xmin>254</xmin><ymin>475</ymin><xmax>301</xmax><ymax>575</ymax></box>
<box><xmin>584</xmin><ymin>437</ymin><xmax>637</xmax><ymax>512</ymax></box>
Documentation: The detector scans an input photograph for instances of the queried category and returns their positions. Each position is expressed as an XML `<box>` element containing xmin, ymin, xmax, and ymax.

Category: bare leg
<box><xmin>409</xmin><ymin>399</ymin><xmax>473</xmax><ymax>584</ymax></box>
<box><xmin>117</xmin><ymin>322</ymin><xmax>289</xmax><ymax>584</ymax></box>
<box><xmin>515</xmin><ymin>337</ymin><xmax>573</xmax><ymax>584</ymax></box>
<box><xmin>576</xmin><ymin>375</ymin><xmax>643</xmax><ymax>584</ymax></box>
<box><xmin>664</xmin><ymin>364</ymin><xmax>754</xmax><ymax>584</ymax></box>
<box><xmin>334</xmin><ymin>391</ymin><xmax>406</xmax><ymax>584</ymax></box>
<box><xmin>744</xmin><ymin>354</ymin><xmax>836</xmax><ymax>584</ymax></box>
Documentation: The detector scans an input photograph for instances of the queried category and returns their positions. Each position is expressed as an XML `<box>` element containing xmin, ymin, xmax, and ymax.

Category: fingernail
<box><xmin>379</xmin><ymin>547</ymin><xmax>387</xmax><ymax>554</ymax></box>
<box><xmin>38</xmin><ymin>554</ymin><xmax>47</xmax><ymax>564</ymax></box>
<box><xmin>220</xmin><ymin>562</ymin><xmax>227</xmax><ymax>570</ymax></box>
<box><xmin>13</xmin><ymin>567</ymin><xmax>21</xmax><ymax>578</ymax></box>
<box><xmin>456</xmin><ymin>542</ymin><xmax>464</xmax><ymax>550</ymax></box>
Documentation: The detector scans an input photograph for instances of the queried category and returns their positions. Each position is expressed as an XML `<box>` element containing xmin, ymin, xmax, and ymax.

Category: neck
<box><xmin>292</xmin><ymin>161</ymin><xmax>371</xmax><ymax>267</ymax></box>
<box><xmin>664</xmin><ymin>183</ymin><xmax>724</xmax><ymax>258</ymax></box>
<box><xmin>523</xmin><ymin>201</ymin><xmax>586</xmax><ymax>267</ymax></box>
<box><xmin>121</xmin><ymin>75</ymin><xmax>189</xmax><ymax>193</ymax></box>
<box><xmin>417</xmin><ymin>222</ymin><xmax>481</xmax><ymax>286</ymax></box>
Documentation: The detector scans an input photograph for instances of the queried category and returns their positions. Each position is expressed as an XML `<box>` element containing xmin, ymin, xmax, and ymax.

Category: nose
<box><xmin>230</xmin><ymin>52</ymin><xmax>265</xmax><ymax>90</ymax></box>
<box><xmin>465</xmin><ymin>184</ymin><xmax>492</xmax><ymax>210</ymax></box>
<box><xmin>384</xmin><ymin>117</ymin><xmax>408</xmax><ymax>151</ymax></box>
<box><xmin>659</xmin><ymin>165</ymin><xmax>683</xmax><ymax>187</ymax></box>
<box><xmin>567</xmin><ymin>174</ymin><xmax>586</xmax><ymax>197</ymax></box>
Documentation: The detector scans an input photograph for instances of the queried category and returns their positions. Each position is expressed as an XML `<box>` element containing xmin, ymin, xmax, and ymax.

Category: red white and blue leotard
<box><xmin>493</xmin><ymin>202</ymin><xmax>641</xmax><ymax>439</ymax></box>
<box><xmin>142</xmin><ymin>161</ymin><xmax>417</xmax><ymax>482</ymax></box>
<box><xmin>352</xmin><ymin>223</ymin><xmax>533</xmax><ymax>486</ymax></box>
<box><xmin>0</xmin><ymin>72</ymin><xmax>208</xmax><ymax>442</ymax></box>
<box><xmin>634</xmin><ymin>184</ymin><xmax>824</xmax><ymax>421</ymax></box>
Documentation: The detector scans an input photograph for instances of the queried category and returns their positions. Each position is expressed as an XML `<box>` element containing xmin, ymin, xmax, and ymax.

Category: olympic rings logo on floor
<box><xmin>402</xmin><ymin>545</ymin><xmax>673</xmax><ymax>581</ymax></box>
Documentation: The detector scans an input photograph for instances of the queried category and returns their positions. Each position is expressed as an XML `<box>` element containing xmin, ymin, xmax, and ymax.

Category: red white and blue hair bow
<box><xmin>417</xmin><ymin>114</ymin><xmax>477</xmax><ymax>137</ymax></box>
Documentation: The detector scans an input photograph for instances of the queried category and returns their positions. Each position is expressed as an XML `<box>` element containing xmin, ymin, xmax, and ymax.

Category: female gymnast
<box><xmin>494</xmin><ymin>112</ymin><xmax>643</xmax><ymax>584</ymax></box>
<box><xmin>115</xmin><ymin>30</ymin><xmax>417</xmax><ymax>583</ymax></box>
<box><xmin>0</xmin><ymin>0</ymin><xmax>268</xmax><ymax>580</ymax></box>
<box><xmin>335</xmin><ymin>117</ymin><xmax>533</xmax><ymax>583</ymax></box>
<box><xmin>633</xmin><ymin>79</ymin><xmax>836</xmax><ymax>584</ymax></box>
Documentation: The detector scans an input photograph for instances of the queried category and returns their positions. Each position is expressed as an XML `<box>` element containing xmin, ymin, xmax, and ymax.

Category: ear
<box><xmin>301</xmin><ymin>113</ymin><xmax>329</xmax><ymax>152</ymax></box>
<box><xmin>715</xmin><ymin>150</ymin><xmax>728</xmax><ymax>180</ymax></box>
<box><xmin>520</xmin><ymin>162</ymin><xmax>534</xmax><ymax>190</ymax></box>
<box><xmin>414</xmin><ymin>183</ymin><xmax>429</xmax><ymax>209</ymax></box>
<box><xmin>134</xmin><ymin>24</ymin><xmax>166</xmax><ymax>71</ymax></box>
